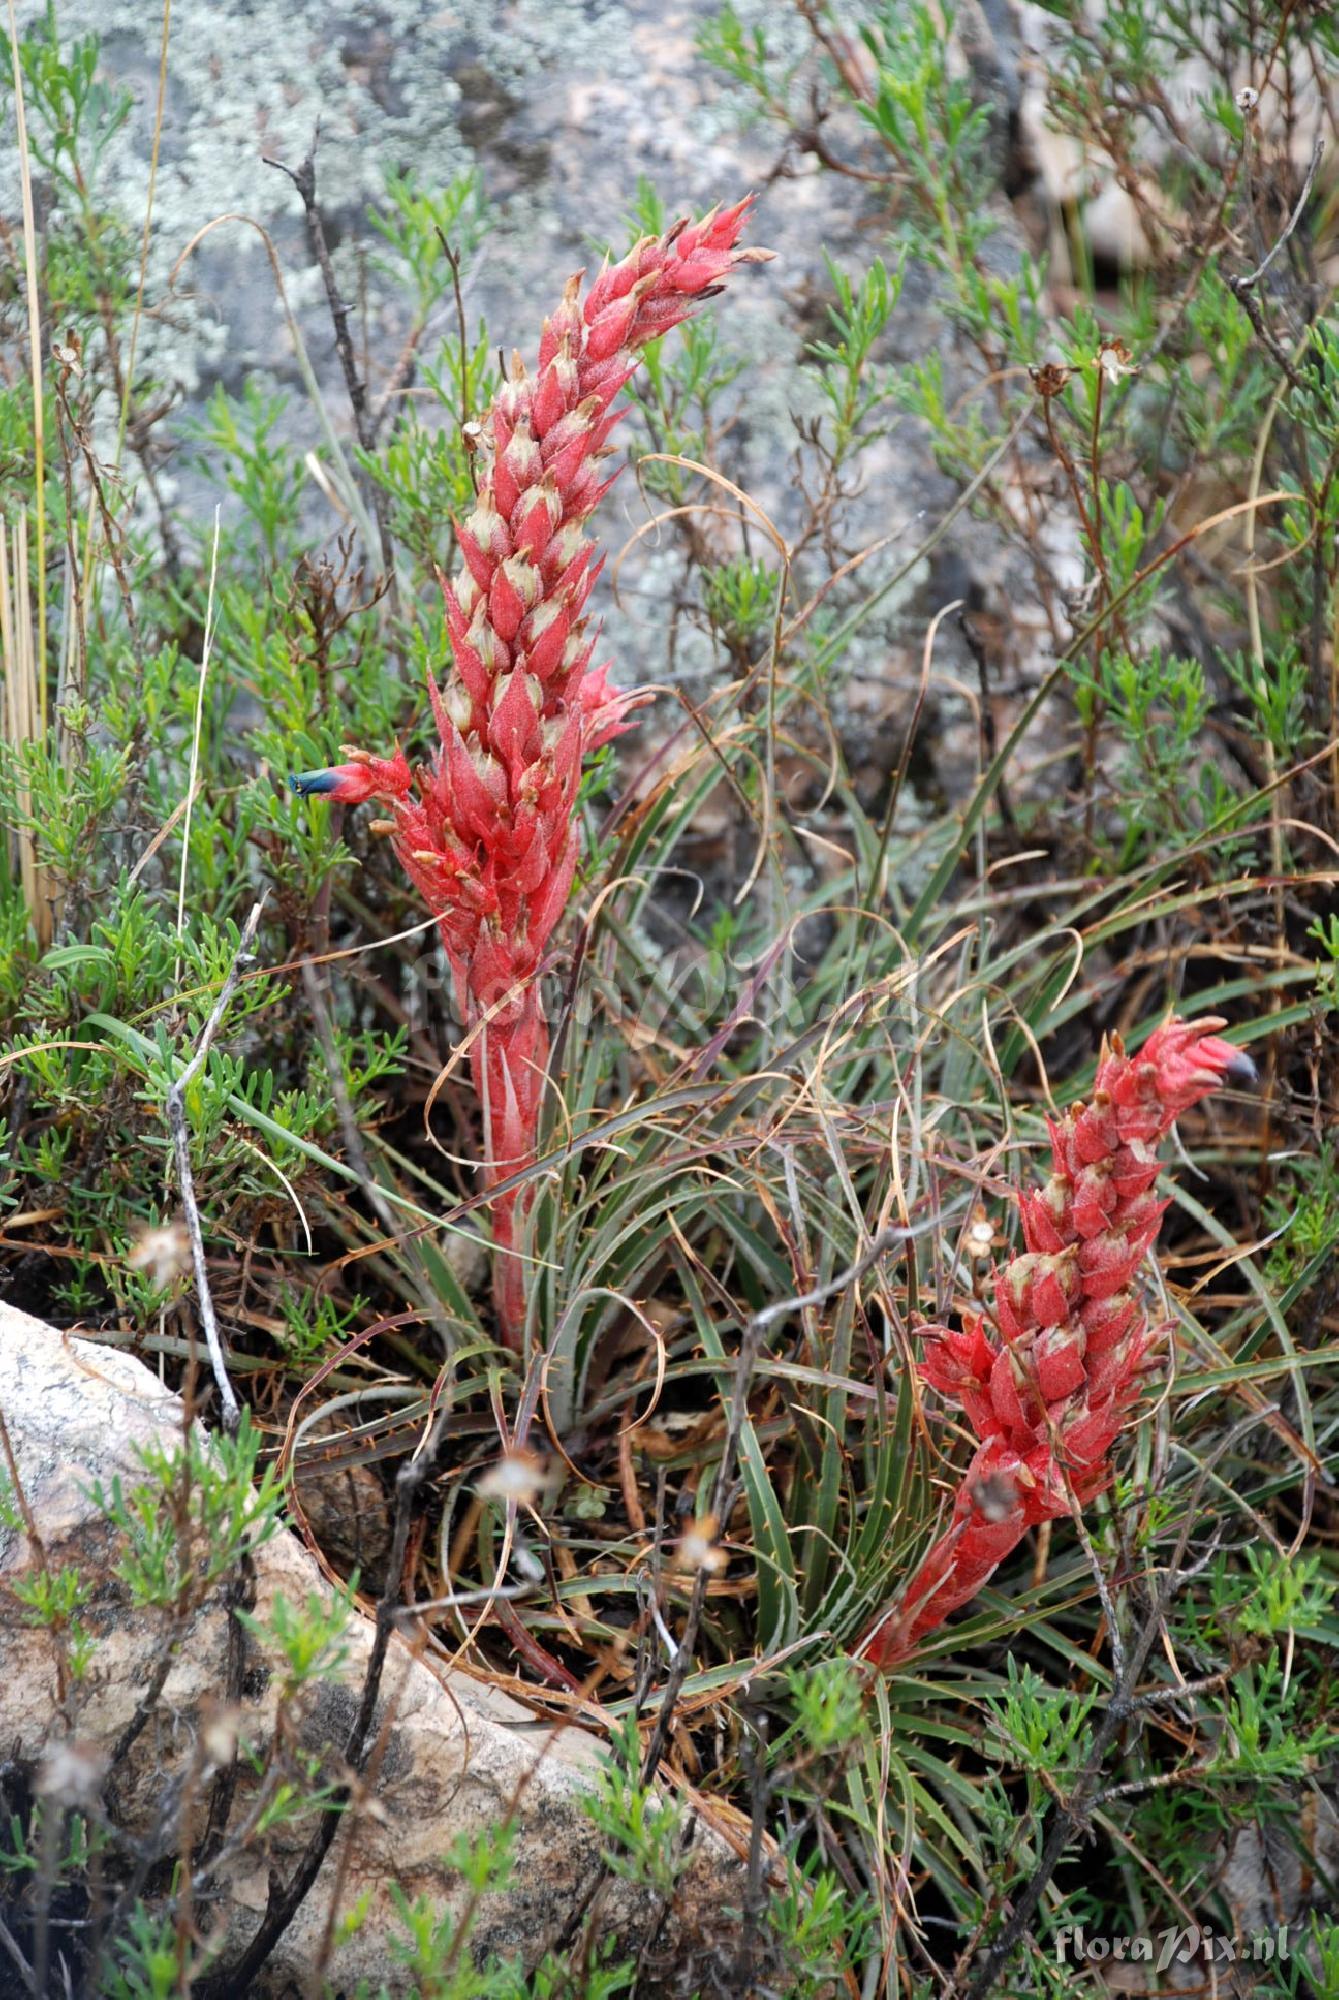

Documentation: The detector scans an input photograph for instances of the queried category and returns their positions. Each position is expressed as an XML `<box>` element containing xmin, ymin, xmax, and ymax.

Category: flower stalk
<box><xmin>293</xmin><ymin>198</ymin><xmax>766</xmax><ymax>1343</ymax></box>
<box><xmin>856</xmin><ymin>1017</ymin><xmax>1253</xmax><ymax>1667</ymax></box>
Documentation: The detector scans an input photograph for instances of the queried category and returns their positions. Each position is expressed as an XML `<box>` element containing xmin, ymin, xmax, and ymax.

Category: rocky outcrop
<box><xmin>0</xmin><ymin>1303</ymin><xmax>744</xmax><ymax>1996</ymax></box>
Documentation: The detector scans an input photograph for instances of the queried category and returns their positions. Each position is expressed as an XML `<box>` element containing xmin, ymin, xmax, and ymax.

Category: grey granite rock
<box><xmin>2</xmin><ymin>0</ymin><xmax>1067</xmax><ymax>793</ymax></box>
<box><xmin>0</xmin><ymin>1301</ymin><xmax>748</xmax><ymax>1995</ymax></box>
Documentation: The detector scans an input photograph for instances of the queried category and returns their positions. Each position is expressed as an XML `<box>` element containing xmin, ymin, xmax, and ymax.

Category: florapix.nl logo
<box><xmin>1055</xmin><ymin>1924</ymin><xmax>1290</xmax><ymax>1974</ymax></box>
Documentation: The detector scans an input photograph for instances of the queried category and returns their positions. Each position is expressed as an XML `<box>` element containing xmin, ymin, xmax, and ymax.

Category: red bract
<box><xmin>856</xmin><ymin>1017</ymin><xmax>1252</xmax><ymax>1668</ymax></box>
<box><xmin>292</xmin><ymin>199</ymin><xmax>766</xmax><ymax>1342</ymax></box>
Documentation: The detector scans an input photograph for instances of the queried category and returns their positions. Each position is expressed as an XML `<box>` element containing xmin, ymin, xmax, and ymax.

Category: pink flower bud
<box><xmin>1031</xmin><ymin>1249</ymin><xmax>1080</xmax><ymax>1326</ymax></box>
<box><xmin>921</xmin><ymin>1319</ymin><xmax>993</xmax><ymax>1400</ymax></box>
<box><xmin>545</xmin><ymin>404</ymin><xmax>605</xmax><ymax>488</ymax></box>
<box><xmin>493</xmin><ymin>423</ymin><xmax>543</xmax><ymax>519</ymax></box>
<box><xmin>447</xmin><ymin>734</ymin><xmax>506</xmax><ymax>844</ymax></box>
<box><xmin>537</xmin><ymin>273</ymin><xmax>583</xmax><ymax>372</ymax></box>
<box><xmin>1110</xmin><ymin>1137</ymin><xmax>1161</xmax><ymax>1200</ymax></box>
<box><xmin>989</xmin><ymin>1345</ymin><xmax>1042</xmax><ymax>1446</ymax></box>
<box><xmin>1019</xmin><ymin>1178</ymin><xmax>1070</xmax><ymax>1254</ymax></box>
<box><xmin>533</xmin><ymin>344</ymin><xmax>579</xmax><ymax>438</ymax></box>
<box><xmin>585</xmin><ymin>276</ymin><xmax>654</xmax><ymax>363</ymax></box>
<box><xmin>1077</xmin><ymin>1230</ymin><xmax>1144</xmax><ymax>1300</ymax></box>
<box><xmin>539</xmin><ymin>519</ymin><xmax>589</xmax><ymax>587</ymax></box>
<box><xmin>489</xmin><ymin>555</ymin><xmax>542</xmax><ymax>643</ymax></box>
<box><xmin>489</xmin><ymin>670</ymin><xmax>543</xmax><ymax>773</ymax></box>
<box><xmin>1072</xmin><ymin>1095</ymin><xmax>1118</xmax><ymax>1165</ymax></box>
<box><xmin>1071</xmin><ymin>1160</ymin><xmax>1117</xmax><ymax>1238</ymax></box>
<box><xmin>1032</xmin><ymin>1323</ymin><xmax>1087</xmax><ymax>1402</ymax></box>
<box><xmin>1113</xmin><ymin>1191</ymin><xmax>1169</xmax><ymax>1249</ymax></box>
<box><xmin>518</xmin><ymin>598</ymin><xmax>571</xmax><ymax>684</ymax></box>
<box><xmin>513</xmin><ymin>475</ymin><xmax>564</xmax><ymax>561</ymax></box>
<box><xmin>1057</xmin><ymin>1399</ymin><xmax>1118</xmax><ymax>1468</ymax></box>
<box><xmin>458</xmin><ymin>511</ymin><xmax>502</xmax><ymax>592</ymax></box>
<box><xmin>578</xmin><ymin>660</ymin><xmax>646</xmax><ymax>749</ymax></box>
<box><xmin>525</xmin><ymin>831</ymin><xmax>577</xmax><ymax>955</ymax></box>
<box><xmin>1079</xmin><ymin>1288</ymin><xmax>1139</xmax><ymax>1355</ymax></box>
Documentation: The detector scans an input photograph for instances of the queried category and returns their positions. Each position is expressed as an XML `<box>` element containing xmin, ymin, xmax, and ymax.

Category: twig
<box><xmin>263</xmin><ymin>131</ymin><xmax>399</xmax><ymax>605</ymax></box>
<box><xmin>436</xmin><ymin>227</ymin><xmax>475</xmax><ymax>437</ymax></box>
<box><xmin>747</xmin><ymin>1225</ymin><xmax>907</xmax><ymax>1339</ymax></box>
<box><xmin>264</xmin><ymin>133</ymin><xmax>372</xmax><ymax>451</ymax></box>
<box><xmin>0</xmin><ymin>1913</ymin><xmax>35</xmax><ymax>1997</ymax></box>
<box><xmin>739</xmin><ymin>1706</ymin><xmax>771</xmax><ymax>1986</ymax></box>
<box><xmin>1232</xmin><ymin>133</ymin><xmax>1325</xmax><ymax>294</ymax></box>
<box><xmin>195</xmin><ymin>1550</ymin><xmax>255</xmax><ymax>1866</ymax></box>
<box><xmin>165</xmin><ymin>896</ymin><xmax>267</xmax><ymax>1436</ymax></box>
<box><xmin>1231</xmin><ymin>282</ymin><xmax>1310</xmax><ymax>397</ymax></box>
<box><xmin>1228</xmin><ymin>136</ymin><xmax>1326</xmax><ymax>401</ymax></box>
<box><xmin>368</xmin><ymin>328</ymin><xmax>423</xmax><ymax>446</ymax></box>
<box><xmin>198</xmin><ymin>1396</ymin><xmax>453</xmax><ymax>1994</ymax></box>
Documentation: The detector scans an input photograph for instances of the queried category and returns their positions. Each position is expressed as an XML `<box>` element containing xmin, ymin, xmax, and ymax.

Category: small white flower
<box><xmin>1097</xmin><ymin>338</ymin><xmax>1139</xmax><ymax>387</ymax></box>
<box><xmin>200</xmin><ymin>1704</ymin><xmax>241</xmax><ymax>1772</ymax></box>
<box><xmin>673</xmin><ymin>1514</ymin><xmax>728</xmax><ymax>1576</ymax></box>
<box><xmin>126</xmin><ymin>1221</ymin><xmax>190</xmax><ymax>1291</ymax></box>
<box><xmin>37</xmin><ymin>1739</ymin><xmax>105</xmax><ymax>1807</ymax></box>
<box><xmin>965</xmin><ymin>1208</ymin><xmax>996</xmax><ymax>1260</ymax></box>
<box><xmin>477</xmin><ymin>1450</ymin><xmax>549</xmax><ymax>1505</ymax></box>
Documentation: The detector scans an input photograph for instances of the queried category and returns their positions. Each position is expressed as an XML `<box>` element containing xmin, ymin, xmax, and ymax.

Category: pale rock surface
<box><xmin>0</xmin><ymin>1301</ymin><xmax>745</xmax><ymax>1997</ymax></box>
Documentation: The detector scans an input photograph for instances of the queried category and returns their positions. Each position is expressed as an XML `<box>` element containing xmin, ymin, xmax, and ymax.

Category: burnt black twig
<box><xmin>263</xmin><ymin>130</ymin><xmax>399</xmax><ymax>601</ymax></box>
<box><xmin>264</xmin><ymin>132</ymin><xmax>372</xmax><ymax>451</ymax></box>
<box><xmin>197</xmin><ymin>1398</ymin><xmax>451</xmax><ymax>1995</ymax></box>
<box><xmin>195</xmin><ymin>1549</ymin><xmax>256</xmax><ymax>1868</ymax></box>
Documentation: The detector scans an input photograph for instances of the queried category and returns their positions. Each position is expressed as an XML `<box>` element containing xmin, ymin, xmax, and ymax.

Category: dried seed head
<box><xmin>969</xmin><ymin>1471</ymin><xmax>1020</xmax><ymax>1523</ymax></box>
<box><xmin>1029</xmin><ymin>361</ymin><xmax>1072</xmax><ymax>398</ymax></box>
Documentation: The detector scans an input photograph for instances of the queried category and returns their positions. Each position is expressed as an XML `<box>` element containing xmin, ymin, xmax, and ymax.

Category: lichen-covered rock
<box><xmin>0</xmin><ymin>1302</ymin><xmax>746</xmax><ymax>1996</ymax></box>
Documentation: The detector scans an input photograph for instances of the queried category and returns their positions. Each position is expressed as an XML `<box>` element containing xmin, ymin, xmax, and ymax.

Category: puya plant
<box><xmin>291</xmin><ymin>199</ymin><xmax>770</xmax><ymax>1344</ymax></box>
<box><xmin>857</xmin><ymin>1017</ymin><xmax>1254</xmax><ymax>1665</ymax></box>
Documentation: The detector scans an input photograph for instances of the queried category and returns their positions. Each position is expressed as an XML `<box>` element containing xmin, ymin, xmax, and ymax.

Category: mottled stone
<box><xmin>0</xmin><ymin>1302</ymin><xmax>747</xmax><ymax>1996</ymax></box>
<box><xmin>1</xmin><ymin>0</ymin><xmax>1056</xmax><ymax>788</ymax></box>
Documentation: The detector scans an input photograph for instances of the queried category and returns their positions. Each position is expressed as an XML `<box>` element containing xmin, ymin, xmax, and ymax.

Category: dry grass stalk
<box><xmin>0</xmin><ymin>514</ymin><xmax>52</xmax><ymax>949</ymax></box>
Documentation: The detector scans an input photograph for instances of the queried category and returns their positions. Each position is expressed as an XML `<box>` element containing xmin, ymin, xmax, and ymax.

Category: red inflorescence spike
<box><xmin>290</xmin><ymin>198</ymin><xmax>765</xmax><ymax>1342</ymax></box>
<box><xmin>854</xmin><ymin>1017</ymin><xmax>1249</xmax><ymax>1667</ymax></box>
